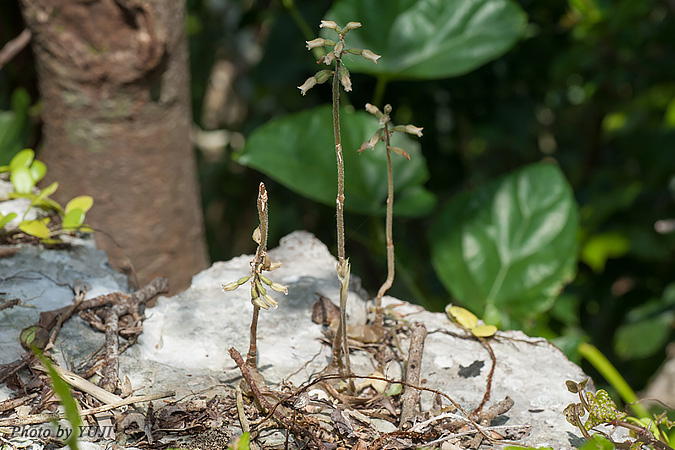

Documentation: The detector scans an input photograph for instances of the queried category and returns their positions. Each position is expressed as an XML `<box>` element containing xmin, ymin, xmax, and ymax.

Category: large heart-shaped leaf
<box><xmin>325</xmin><ymin>0</ymin><xmax>527</xmax><ymax>79</ymax></box>
<box><xmin>430</xmin><ymin>163</ymin><xmax>578</xmax><ymax>326</ymax></box>
<box><xmin>236</xmin><ymin>105</ymin><xmax>435</xmax><ymax>217</ymax></box>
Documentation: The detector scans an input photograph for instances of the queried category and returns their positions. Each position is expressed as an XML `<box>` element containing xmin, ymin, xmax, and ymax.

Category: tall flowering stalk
<box><xmin>222</xmin><ymin>182</ymin><xmax>288</xmax><ymax>371</ymax></box>
<box><xmin>359</xmin><ymin>104</ymin><xmax>423</xmax><ymax>326</ymax></box>
<box><xmin>298</xmin><ymin>21</ymin><xmax>380</xmax><ymax>388</ymax></box>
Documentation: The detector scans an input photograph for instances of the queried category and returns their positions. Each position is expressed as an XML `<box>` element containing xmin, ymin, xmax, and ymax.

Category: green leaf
<box><xmin>33</xmin><ymin>349</ymin><xmax>81</xmax><ymax>450</ymax></box>
<box><xmin>35</xmin><ymin>181</ymin><xmax>59</xmax><ymax>203</ymax></box>
<box><xmin>578</xmin><ymin>435</ymin><xmax>616</xmax><ymax>450</ymax></box>
<box><xmin>10</xmin><ymin>166</ymin><xmax>34</xmax><ymax>194</ymax></box>
<box><xmin>430</xmin><ymin>163</ymin><xmax>578</xmax><ymax>326</ymax></box>
<box><xmin>62</xmin><ymin>209</ymin><xmax>86</xmax><ymax>230</ymax></box>
<box><xmin>65</xmin><ymin>195</ymin><xmax>94</xmax><ymax>214</ymax></box>
<box><xmin>9</xmin><ymin>148</ymin><xmax>34</xmax><ymax>170</ymax></box>
<box><xmin>614</xmin><ymin>301</ymin><xmax>674</xmax><ymax>360</ymax></box>
<box><xmin>580</xmin><ymin>232</ymin><xmax>630</xmax><ymax>273</ymax></box>
<box><xmin>325</xmin><ymin>0</ymin><xmax>527</xmax><ymax>79</ymax></box>
<box><xmin>0</xmin><ymin>212</ymin><xmax>17</xmax><ymax>229</ymax></box>
<box><xmin>30</xmin><ymin>160</ymin><xmax>47</xmax><ymax>183</ymax></box>
<box><xmin>236</xmin><ymin>105</ymin><xmax>435</xmax><ymax>217</ymax></box>
<box><xmin>19</xmin><ymin>219</ymin><xmax>51</xmax><ymax>239</ymax></box>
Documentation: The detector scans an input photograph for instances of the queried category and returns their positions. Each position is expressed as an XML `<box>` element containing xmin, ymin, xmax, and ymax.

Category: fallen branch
<box><xmin>0</xmin><ymin>391</ymin><xmax>174</xmax><ymax>427</ymax></box>
<box><xmin>399</xmin><ymin>322</ymin><xmax>427</xmax><ymax>427</ymax></box>
<box><xmin>229</xmin><ymin>347</ymin><xmax>326</xmax><ymax>450</ymax></box>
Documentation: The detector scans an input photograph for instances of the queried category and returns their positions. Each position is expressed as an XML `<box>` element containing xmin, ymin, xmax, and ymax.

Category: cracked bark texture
<box><xmin>18</xmin><ymin>0</ymin><xmax>208</xmax><ymax>293</ymax></box>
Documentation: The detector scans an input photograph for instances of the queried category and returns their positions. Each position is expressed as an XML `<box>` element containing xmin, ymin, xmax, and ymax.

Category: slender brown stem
<box><xmin>375</xmin><ymin>123</ymin><xmax>394</xmax><ymax>326</ymax></box>
<box><xmin>332</xmin><ymin>60</ymin><xmax>345</xmax><ymax>262</ymax></box>
<box><xmin>328</xmin><ymin>55</ymin><xmax>355</xmax><ymax>392</ymax></box>
<box><xmin>246</xmin><ymin>306</ymin><xmax>261</xmax><ymax>369</ymax></box>
<box><xmin>247</xmin><ymin>183</ymin><xmax>269</xmax><ymax>370</ymax></box>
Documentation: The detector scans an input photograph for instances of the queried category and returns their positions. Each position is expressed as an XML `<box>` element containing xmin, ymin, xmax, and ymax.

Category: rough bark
<box><xmin>18</xmin><ymin>0</ymin><xmax>208</xmax><ymax>293</ymax></box>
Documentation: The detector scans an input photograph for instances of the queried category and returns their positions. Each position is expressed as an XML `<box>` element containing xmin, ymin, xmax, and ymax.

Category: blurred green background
<box><xmin>2</xmin><ymin>0</ymin><xmax>674</xmax><ymax>408</ymax></box>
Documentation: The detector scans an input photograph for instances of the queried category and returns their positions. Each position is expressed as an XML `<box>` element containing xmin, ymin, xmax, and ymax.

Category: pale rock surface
<box><xmin>0</xmin><ymin>230</ymin><xmax>589</xmax><ymax>449</ymax></box>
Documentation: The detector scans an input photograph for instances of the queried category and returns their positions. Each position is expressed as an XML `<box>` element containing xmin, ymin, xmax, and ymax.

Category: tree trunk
<box><xmin>19</xmin><ymin>0</ymin><xmax>209</xmax><ymax>293</ymax></box>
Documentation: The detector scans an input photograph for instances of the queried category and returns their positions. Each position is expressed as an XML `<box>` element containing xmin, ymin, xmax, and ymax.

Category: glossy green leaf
<box><xmin>325</xmin><ymin>0</ymin><xmax>527</xmax><ymax>79</ymax></box>
<box><xmin>30</xmin><ymin>160</ymin><xmax>47</xmax><ymax>183</ymax></box>
<box><xmin>9</xmin><ymin>148</ymin><xmax>34</xmax><ymax>170</ymax></box>
<box><xmin>65</xmin><ymin>195</ymin><xmax>94</xmax><ymax>214</ymax></box>
<box><xmin>10</xmin><ymin>166</ymin><xmax>34</xmax><ymax>194</ymax></box>
<box><xmin>0</xmin><ymin>212</ymin><xmax>17</xmax><ymax>229</ymax></box>
<box><xmin>19</xmin><ymin>219</ymin><xmax>51</xmax><ymax>239</ymax></box>
<box><xmin>430</xmin><ymin>163</ymin><xmax>578</xmax><ymax>325</ymax></box>
<box><xmin>236</xmin><ymin>105</ymin><xmax>435</xmax><ymax>217</ymax></box>
<box><xmin>62</xmin><ymin>209</ymin><xmax>86</xmax><ymax>230</ymax></box>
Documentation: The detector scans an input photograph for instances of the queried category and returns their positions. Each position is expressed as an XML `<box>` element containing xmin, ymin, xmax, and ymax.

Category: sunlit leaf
<box><xmin>30</xmin><ymin>160</ymin><xmax>47</xmax><ymax>183</ymax></box>
<box><xmin>430</xmin><ymin>163</ymin><xmax>578</xmax><ymax>326</ymax></box>
<box><xmin>62</xmin><ymin>209</ymin><xmax>85</xmax><ymax>230</ymax></box>
<box><xmin>9</xmin><ymin>148</ymin><xmax>34</xmax><ymax>170</ymax></box>
<box><xmin>35</xmin><ymin>181</ymin><xmax>59</xmax><ymax>203</ymax></box>
<box><xmin>65</xmin><ymin>196</ymin><xmax>94</xmax><ymax>215</ymax></box>
<box><xmin>237</xmin><ymin>105</ymin><xmax>435</xmax><ymax>217</ymax></box>
<box><xmin>446</xmin><ymin>305</ymin><xmax>478</xmax><ymax>329</ymax></box>
<box><xmin>19</xmin><ymin>219</ymin><xmax>51</xmax><ymax>239</ymax></box>
<box><xmin>0</xmin><ymin>212</ymin><xmax>17</xmax><ymax>229</ymax></box>
<box><xmin>10</xmin><ymin>166</ymin><xmax>34</xmax><ymax>194</ymax></box>
<box><xmin>325</xmin><ymin>0</ymin><xmax>527</xmax><ymax>79</ymax></box>
<box><xmin>471</xmin><ymin>324</ymin><xmax>498</xmax><ymax>337</ymax></box>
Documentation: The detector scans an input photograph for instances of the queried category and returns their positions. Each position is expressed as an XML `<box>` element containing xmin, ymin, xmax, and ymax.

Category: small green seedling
<box><xmin>1</xmin><ymin>148</ymin><xmax>94</xmax><ymax>243</ymax></box>
<box><xmin>564</xmin><ymin>378</ymin><xmax>674</xmax><ymax>450</ymax></box>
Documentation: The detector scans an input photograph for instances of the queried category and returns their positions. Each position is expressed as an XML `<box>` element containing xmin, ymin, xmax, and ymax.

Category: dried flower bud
<box><xmin>255</xmin><ymin>279</ymin><xmax>267</xmax><ymax>295</ymax></box>
<box><xmin>252</xmin><ymin>297</ymin><xmax>269</xmax><ymax>310</ymax></box>
<box><xmin>298</xmin><ymin>76</ymin><xmax>317</xmax><ymax>96</ymax></box>
<box><xmin>391</xmin><ymin>146</ymin><xmax>411</xmax><ymax>160</ymax></box>
<box><xmin>343</xmin><ymin>22</ymin><xmax>362</xmax><ymax>32</ymax></box>
<box><xmin>405</xmin><ymin>124</ymin><xmax>423</xmax><ymax>137</ymax></box>
<box><xmin>252</xmin><ymin>226</ymin><xmax>261</xmax><ymax>244</ymax></box>
<box><xmin>268</xmin><ymin>261</ymin><xmax>283</xmax><ymax>271</ymax></box>
<box><xmin>270</xmin><ymin>282</ymin><xmax>289</xmax><ymax>294</ymax></box>
<box><xmin>315</xmin><ymin>69</ymin><xmax>333</xmax><ymax>84</ymax></box>
<box><xmin>334</xmin><ymin>41</ymin><xmax>345</xmax><ymax>57</ymax></box>
<box><xmin>306</xmin><ymin>38</ymin><xmax>326</xmax><ymax>50</ymax></box>
<box><xmin>358</xmin><ymin>131</ymin><xmax>383</xmax><ymax>153</ymax></box>
<box><xmin>320</xmin><ymin>20</ymin><xmax>338</xmax><ymax>30</ymax></box>
<box><xmin>339</xmin><ymin>66</ymin><xmax>352</xmax><ymax>92</ymax></box>
<box><xmin>320</xmin><ymin>51</ymin><xmax>336</xmax><ymax>65</ymax></box>
<box><xmin>222</xmin><ymin>281</ymin><xmax>239</xmax><ymax>292</ymax></box>
<box><xmin>365</xmin><ymin>103</ymin><xmax>381</xmax><ymax>116</ymax></box>
<box><xmin>262</xmin><ymin>294</ymin><xmax>279</xmax><ymax>309</ymax></box>
<box><xmin>384</xmin><ymin>104</ymin><xmax>392</xmax><ymax>114</ymax></box>
<box><xmin>361</xmin><ymin>49</ymin><xmax>381</xmax><ymax>64</ymax></box>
